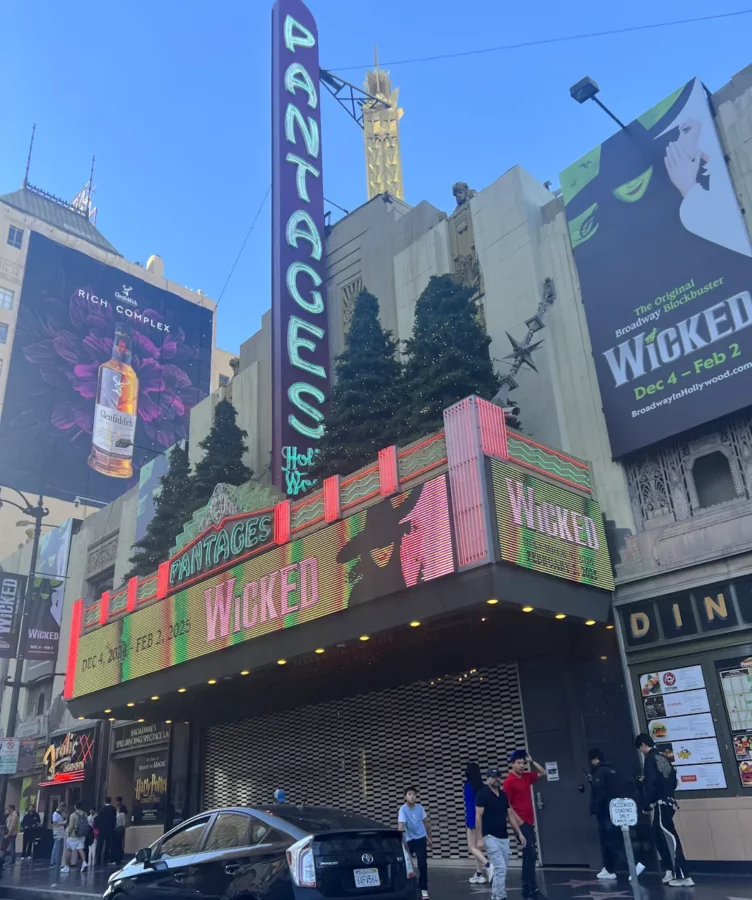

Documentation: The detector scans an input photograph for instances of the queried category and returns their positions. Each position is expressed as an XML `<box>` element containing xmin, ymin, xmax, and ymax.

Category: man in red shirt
<box><xmin>503</xmin><ymin>750</ymin><xmax>546</xmax><ymax>899</ymax></box>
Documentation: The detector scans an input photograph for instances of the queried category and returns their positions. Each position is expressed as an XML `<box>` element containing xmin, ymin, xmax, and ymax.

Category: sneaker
<box><xmin>469</xmin><ymin>874</ymin><xmax>485</xmax><ymax>884</ymax></box>
<box><xmin>596</xmin><ymin>869</ymin><xmax>617</xmax><ymax>880</ymax></box>
<box><xmin>663</xmin><ymin>871</ymin><xmax>674</xmax><ymax>884</ymax></box>
<box><xmin>669</xmin><ymin>879</ymin><xmax>695</xmax><ymax>887</ymax></box>
<box><xmin>629</xmin><ymin>863</ymin><xmax>646</xmax><ymax>881</ymax></box>
<box><xmin>60</xmin><ymin>866</ymin><xmax>70</xmax><ymax>873</ymax></box>
<box><xmin>485</xmin><ymin>863</ymin><xmax>494</xmax><ymax>882</ymax></box>
<box><xmin>421</xmin><ymin>891</ymin><xmax>430</xmax><ymax>899</ymax></box>
<box><xmin>81</xmin><ymin>862</ymin><xmax>88</xmax><ymax>872</ymax></box>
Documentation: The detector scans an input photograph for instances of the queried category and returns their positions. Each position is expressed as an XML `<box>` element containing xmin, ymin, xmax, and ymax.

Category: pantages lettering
<box><xmin>505</xmin><ymin>479</ymin><xmax>600</xmax><ymax>549</ymax></box>
<box><xmin>272</xmin><ymin>0</ymin><xmax>330</xmax><ymax>494</ymax></box>
<box><xmin>604</xmin><ymin>291</ymin><xmax>752</xmax><ymax>387</ymax></box>
<box><xmin>79</xmin><ymin>289</ymin><xmax>172</xmax><ymax>332</ymax></box>
<box><xmin>204</xmin><ymin>557</ymin><xmax>319</xmax><ymax>643</ymax></box>
<box><xmin>169</xmin><ymin>510</ymin><xmax>274</xmax><ymax>588</ymax></box>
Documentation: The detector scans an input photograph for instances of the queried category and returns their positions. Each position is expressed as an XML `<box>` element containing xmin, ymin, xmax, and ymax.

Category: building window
<box><xmin>0</xmin><ymin>288</ymin><xmax>13</xmax><ymax>310</ymax></box>
<box><xmin>7</xmin><ymin>226</ymin><xmax>23</xmax><ymax>250</ymax></box>
<box><xmin>36</xmin><ymin>693</ymin><xmax>46</xmax><ymax>716</ymax></box>
<box><xmin>693</xmin><ymin>451</ymin><xmax>737</xmax><ymax>509</ymax></box>
<box><xmin>0</xmin><ymin>324</ymin><xmax>8</xmax><ymax>345</ymax></box>
<box><xmin>219</xmin><ymin>374</ymin><xmax>230</xmax><ymax>386</ymax></box>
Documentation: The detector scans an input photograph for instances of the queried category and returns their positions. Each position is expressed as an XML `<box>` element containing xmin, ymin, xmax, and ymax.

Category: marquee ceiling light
<box><xmin>208</xmin><ymin>679</ymin><xmax>217</xmax><ymax>685</ymax></box>
<box><xmin>359</xmin><ymin>635</ymin><xmax>370</xmax><ymax>642</ymax></box>
<box><xmin>606</xmin><ymin>624</ymin><xmax>615</xmax><ymax>630</ymax></box>
<box><xmin>108</xmin><ymin>717</ymin><xmax>115</xmax><ymax>722</ymax></box>
<box><xmin>486</xmin><ymin>598</ymin><xmax>499</xmax><ymax>605</ymax></box>
<box><xmin>151</xmin><ymin>696</ymin><xmax>159</xmax><ymax>701</ymax></box>
<box><xmin>555</xmin><ymin>614</ymin><xmax>567</xmax><ymax>620</ymax></box>
<box><xmin>127</xmin><ymin>702</ymin><xmax>135</xmax><ymax>708</ymax></box>
<box><xmin>166</xmin><ymin>720</ymin><xmax>172</xmax><ymax>724</ymax></box>
<box><xmin>481</xmin><ymin>617</ymin><xmax>487</xmax><ymax>622</ymax></box>
<box><xmin>600</xmin><ymin>655</ymin><xmax>608</xmax><ymax>661</ymax></box>
<box><xmin>240</xmin><ymin>670</ymin><xmax>250</xmax><ymax>676</ymax></box>
<box><xmin>77</xmin><ymin>716</ymin><xmax>84</xmax><ymax>721</ymax></box>
<box><xmin>138</xmin><ymin>718</ymin><xmax>145</xmax><ymax>723</ymax></box>
<box><xmin>315</xmin><ymin>648</ymin><xmax>325</xmax><ymax>654</ymax></box>
<box><xmin>277</xmin><ymin>659</ymin><xmax>287</xmax><ymax>665</ymax></box>
<box><xmin>104</xmin><ymin>709</ymin><xmax>112</xmax><ymax>713</ymax></box>
<box><xmin>585</xmin><ymin>620</ymin><xmax>596</xmax><ymax>626</ymax></box>
<box><xmin>410</xmin><ymin>621</ymin><xmax>421</xmax><ymax>627</ymax></box>
<box><xmin>522</xmin><ymin>606</ymin><xmax>534</xmax><ymax>613</ymax></box>
<box><xmin>178</xmin><ymin>688</ymin><xmax>187</xmax><ymax>693</ymax></box>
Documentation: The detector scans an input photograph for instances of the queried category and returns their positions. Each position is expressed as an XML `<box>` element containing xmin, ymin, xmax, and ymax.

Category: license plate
<box><xmin>354</xmin><ymin>867</ymin><xmax>381</xmax><ymax>888</ymax></box>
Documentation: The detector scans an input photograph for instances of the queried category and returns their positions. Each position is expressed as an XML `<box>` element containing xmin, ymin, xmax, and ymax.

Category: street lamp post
<box><xmin>0</xmin><ymin>488</ymin><xmax>49</xmax><ymax>810</ymax></box>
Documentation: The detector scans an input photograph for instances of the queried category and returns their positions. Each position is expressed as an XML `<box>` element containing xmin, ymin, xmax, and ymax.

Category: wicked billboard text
<box><xmin>560</xmin><ymin>78</ymin><xmax>752</xmax><ymax>456</ymax></box>
<box><xmin>271</xmin><ymin>0</ymin><xmax>330</xmax><ymax>496</ymax></box>
<box><xmin>0</xmin><ymin>233</ymin><xmax>213</xmax><ymax>503</ymax></box>
<box><xmin>0</xmin><ymin>574</ymin><xmax>26</xmax><ymax>659</ymax></box>
<box><xmin>71</xmin><ymin>475</ymin><xmax>455</xmax><ymax>697</ymax></box>
<box><xmin>491</xmin><ymin>460</ymin><xmax>614</xmax><ymax>591</ymax></box>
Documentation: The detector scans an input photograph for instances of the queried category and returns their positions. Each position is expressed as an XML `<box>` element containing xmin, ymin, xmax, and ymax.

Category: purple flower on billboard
<box><xmin>22</xmin><ymin>287</ymin><xmax>203</xmax><ymax>450</ymax></box>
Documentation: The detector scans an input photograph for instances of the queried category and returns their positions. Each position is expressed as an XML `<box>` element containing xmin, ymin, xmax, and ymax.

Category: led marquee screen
<box><xmin>72</xmin><ymin>475</ymin><xmax>455</xmax><ymax>697</ymax></box>
<box><xmin>491</xmin><ymin>460</ymin><xmax>614</xmax><ymax>592</ymax></box>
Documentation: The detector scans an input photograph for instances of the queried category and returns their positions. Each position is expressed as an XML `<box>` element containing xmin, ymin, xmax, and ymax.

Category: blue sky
<box><xmin>1</xmin><ymin>1</ymin><xmax>751</xmax><ymax>354</ymax></box>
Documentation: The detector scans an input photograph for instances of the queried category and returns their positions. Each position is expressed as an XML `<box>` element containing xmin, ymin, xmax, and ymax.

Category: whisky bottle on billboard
<box><xmin>88</xmin><ymin>324</ymin><xmax>139</xmax><ymax>478</ymax></box>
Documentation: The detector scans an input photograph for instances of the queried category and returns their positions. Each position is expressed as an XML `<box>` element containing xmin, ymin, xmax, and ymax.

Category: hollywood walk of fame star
<box><xmin>557</xmin><ymin>881</ymin><xmax>612</xmax><ymax>889</ymax></box>
<box><xmin>573</xmin><ymin>891</ymin><xmax>633</xmax><ymax>900</ymax></box>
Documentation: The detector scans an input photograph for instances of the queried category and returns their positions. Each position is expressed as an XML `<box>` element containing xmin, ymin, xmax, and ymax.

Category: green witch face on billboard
<box><xmin>561</xmin><ymin>78</ymin><xmax>752</xmax><ymax>457</ymax></box>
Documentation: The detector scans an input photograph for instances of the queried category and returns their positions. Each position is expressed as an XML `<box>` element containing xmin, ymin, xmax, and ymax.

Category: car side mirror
<box><xmin>135</xmin><ymin>847</ymin><xmax>152</xmax><ymax>863</ymax></box>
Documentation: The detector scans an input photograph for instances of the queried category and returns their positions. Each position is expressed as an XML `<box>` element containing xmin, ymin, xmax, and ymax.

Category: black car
<box><xmin>103</xmin><ymin>805</ymin><xmax>418</xmax><ymax>900</ymax></box>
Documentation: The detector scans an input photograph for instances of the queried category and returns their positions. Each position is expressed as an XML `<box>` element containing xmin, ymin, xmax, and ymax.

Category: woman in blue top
<box><xmin>464</xmin><ymin>762</ymin><xmax>491</xmax><ymax>883</ymax></box>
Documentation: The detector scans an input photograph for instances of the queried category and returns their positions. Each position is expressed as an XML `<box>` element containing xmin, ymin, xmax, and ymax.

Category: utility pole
<box><xmin>0</xmin><ymin>489</ymin><xmax>49</xmax><ymax>810</ymax></box>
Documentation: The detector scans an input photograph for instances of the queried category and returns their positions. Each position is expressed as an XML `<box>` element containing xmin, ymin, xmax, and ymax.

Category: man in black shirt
<box><xmin>96</xmin><ymin>797</ymin><xmax>116</xmax><ymax>865</ymax></box>
<box><xmin>636</xmin><ymin>734</ymin><xmax>693</xmax><ymax>887</ymax></box>
<box><xmin>476</xmin><ymin>767</ymin><xmax>526</xmax><ymax>900</ymax></box>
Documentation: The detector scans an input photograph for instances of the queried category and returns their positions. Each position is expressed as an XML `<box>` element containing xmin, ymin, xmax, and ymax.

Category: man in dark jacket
<box><xmin>96</xmin><ymin>797</ymin><xmax>116</xmax><ymax>865</ymax></box>
<box><xmin>636</xmin><ymin>734</ymin><xmax>693</xmax><ymax>887</ymax></box>
<box><xmin>20</xmin><ymin>806</ymin><xmax>40</xmax><ymax>860</ymax></box>
<box><xmin>589</xmin><ymin>749</ymin><xmax>624</xmax><ymax>880</ymax></box>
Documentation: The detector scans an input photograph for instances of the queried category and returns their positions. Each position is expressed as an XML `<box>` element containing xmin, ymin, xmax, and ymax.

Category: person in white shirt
<box><xmin>50</xmin><ymin>804</ymin><xmax>66</xmax><ymax>868</ymax></box>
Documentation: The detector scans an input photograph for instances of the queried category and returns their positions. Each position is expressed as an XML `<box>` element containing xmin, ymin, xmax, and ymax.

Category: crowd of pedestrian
<box><xmin>397</xmin><ymin>732</ymin><xmax>694</xmax><ymax>900</ymax></box>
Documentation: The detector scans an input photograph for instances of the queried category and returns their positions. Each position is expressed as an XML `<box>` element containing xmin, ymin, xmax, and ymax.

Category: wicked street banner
<box><xmin>560</xmin><ymin>78</ymin><xmax>752</xmax><ymax>457</ymax></box>
<box><xmin>21</xmin><ymin>520</ymin><xmax>72</xmax><ymax>660</ymax></box>
<box><xmin>0</xmin><ymin>574</ymin><xmax>26</xmax><ymax>658</ymax></box>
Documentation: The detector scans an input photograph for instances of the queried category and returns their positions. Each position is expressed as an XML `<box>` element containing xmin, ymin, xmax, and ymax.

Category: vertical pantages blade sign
<box><xmin>560</xmin><ymin>78</ymin><xmax>752</xmax><ymax>457</ymax></box>
<box><xmin>271</xmin><ymin>0</ymin><xmax>330</xmax><ymax>497</ymax></box>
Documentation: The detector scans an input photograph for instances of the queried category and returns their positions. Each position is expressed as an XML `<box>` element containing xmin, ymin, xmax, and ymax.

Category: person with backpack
<box><xmin>60</xmin><ymin>801</ymin><xmax>88</xmax><ymax>873</ymax></box>
<box><xmin>464</xmin><ymin>762</ymin><xmax>491</xmax><ymax>884</ymax></box>
<box><xmin>636</xmin><ymin>734</ymin><xmax>693</xmax><ymax>887</ymax></box>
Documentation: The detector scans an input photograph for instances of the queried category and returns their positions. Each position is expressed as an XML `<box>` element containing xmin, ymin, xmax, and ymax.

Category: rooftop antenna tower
<box><xmin>22</xmin><ymin>123</ymin><xmax>36</xmax><ymax>188</ymax></box>
<box><xmin>71</xmin><ymin>155</ymin><xmax>98</xmax><ymax>224</ymax></box>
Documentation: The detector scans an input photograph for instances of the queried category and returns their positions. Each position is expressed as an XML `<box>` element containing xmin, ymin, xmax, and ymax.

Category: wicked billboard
<box><xmin>0</xmin><ymin>233</ymin><xmax>213</xmax><ymax>503</ymax></box>
<box><xmin>560</xmin><ymin>78</ymin><xmax>752</xmax><ymax>457</ymax></box>
<box><xmin>70</xmin><ymin>474</ymin><xmax>455</xmax><ymax>698</ymax></box>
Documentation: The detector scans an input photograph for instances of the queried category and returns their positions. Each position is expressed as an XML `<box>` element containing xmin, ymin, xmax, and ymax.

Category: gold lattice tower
<box><xmin>363</xmin><ymin>47</ymin><xmax>404</xmax><ymax>200</ymax></box>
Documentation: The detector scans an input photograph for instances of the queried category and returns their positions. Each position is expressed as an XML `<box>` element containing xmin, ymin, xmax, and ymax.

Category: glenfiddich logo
<box><xmin>115</xmin><ymin>284</ymin><xmax>137</xmax><ymax>305</ymax></box>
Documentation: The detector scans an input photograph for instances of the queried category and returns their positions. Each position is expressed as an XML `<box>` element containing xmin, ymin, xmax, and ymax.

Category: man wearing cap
<box><xmin>503</xmin><ymin>750</ymin><xmax>545</xmax><ymax>899</ymax></box>
<box><xmin>476</xmin><ymin>768</ymin><xmax>526</xmax><ymax>900</ymax></box>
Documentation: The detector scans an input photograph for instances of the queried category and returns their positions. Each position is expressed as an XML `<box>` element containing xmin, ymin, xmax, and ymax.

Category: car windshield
<box><xmin>271</xmin><ymin>806</ymin><xmax>388</xmax><ymax>833</ymax></box>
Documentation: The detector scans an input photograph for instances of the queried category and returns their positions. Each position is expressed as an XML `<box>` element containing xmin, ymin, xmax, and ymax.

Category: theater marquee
<box><xmin>70</xmin><ymin>475</ymin><xmax>455</xmax><ymax>698</ymax></box>
<box><xmin>490</xmin><ymin>460</ymin><xmax>614</xmax><ymax>592</ymax></box>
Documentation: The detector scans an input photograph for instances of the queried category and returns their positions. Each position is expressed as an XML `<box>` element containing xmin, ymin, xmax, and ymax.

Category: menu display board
<box><xmin>716</xmin><ymin>656</ymin><xmax>752</xmax><ymax>788</ymax></box>
<box><xmin>639</xmin><ymin>664</ymin><xmax>726</xmax><ymax>791</ymax></box>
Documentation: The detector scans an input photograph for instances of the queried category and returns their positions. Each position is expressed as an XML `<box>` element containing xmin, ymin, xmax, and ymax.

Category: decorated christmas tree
<box><xmin>191</xmin><ymin>399</ymin><xmax>253</xmax><ymax>508</ymax></box>
<box><xmin>127</xmin><ymin>443</ymin><xmax>193</xmax><ymax>577</ymax></box>
<box><xmin>404</xmin><ymin>274</ymin><xmax>500</xmax><ymax>438</ymax></box>
<box><xmin>311</xmin><ymin>290</ymin><xmax>406</xmax><ymax>481</ymax></box>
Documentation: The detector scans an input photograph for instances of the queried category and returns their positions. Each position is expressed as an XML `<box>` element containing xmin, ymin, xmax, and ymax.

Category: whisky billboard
<box><xmin>0</xmin><ymin>233</ymin><xmax>213</xmax><ymax>504</ymax></box>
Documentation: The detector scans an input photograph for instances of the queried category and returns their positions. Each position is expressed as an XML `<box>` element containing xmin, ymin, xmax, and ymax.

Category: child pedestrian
<box><xmin>398</xmin><ymin>787</ymin><xmax>432</xmax><ymax>900</ymax></box>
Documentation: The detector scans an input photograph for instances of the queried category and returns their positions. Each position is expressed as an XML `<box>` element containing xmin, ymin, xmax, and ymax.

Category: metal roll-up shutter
<box><xmin>203</xmin><ymin>662</ymin><xmax>526</xmax><ymax>860</ymax></box>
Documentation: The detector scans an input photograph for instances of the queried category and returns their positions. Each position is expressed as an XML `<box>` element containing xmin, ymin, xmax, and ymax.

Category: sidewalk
<box><xmin>0</xmin><ymin>860</ymin><xmax>749</xmax><ymax>900</ymax></box>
